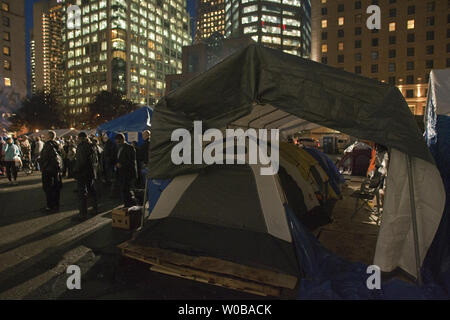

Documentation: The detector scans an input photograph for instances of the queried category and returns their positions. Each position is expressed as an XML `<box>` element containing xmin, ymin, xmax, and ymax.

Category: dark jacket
<box><xmin>137</xmin><ymin>139</ymin><xmax>150</xmax><ymax>165</ymax></box>
<box><xmin>74</xmin><ymin>140</ymin><xmax>95</xmax><ymax>181</ymax></box>
<box><xmin>103</xmin><ymin>139</ymin><xmax>117</xmax><ymax>166</ymax></box>
<box><xmin>40</xmin><ymin>140</ymin><xmax>62</xmax><ymax>174</ymax></box>
<box><xmin>116</xmin><ymin>142</ymin><xmax>137</xmax><ymax>182</ymax></box>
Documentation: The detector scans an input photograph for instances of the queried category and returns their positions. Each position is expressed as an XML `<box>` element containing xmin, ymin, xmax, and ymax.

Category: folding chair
<box><xmin>350</xmin><ymin>173</ymin><xmax>384</xmax><ymax>224</ymax></box>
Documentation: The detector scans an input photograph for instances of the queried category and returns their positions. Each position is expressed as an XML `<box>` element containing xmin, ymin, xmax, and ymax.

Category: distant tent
<box><xmin>97</xmin><ymin>106</ymin><xmax>152</xmax><ymax>145</ymax></box>
<box><xmin>279</xmin><ymin>142</ymin><xmax>339</xmax><ymax>202</ymax></box>
<box><xmin>304</xmin><ymin>146</ymin><xmax>344</xmax><ymax>198</ymax></box>
<box><xmin>143</xmin><ymin>45</ymin><xmax>445</xmax><ymax>280</ymax></box>
<box><xmin>337</xmin><ymin>148</ymin><xmax>372</xmax><ymax>176</ymax></box>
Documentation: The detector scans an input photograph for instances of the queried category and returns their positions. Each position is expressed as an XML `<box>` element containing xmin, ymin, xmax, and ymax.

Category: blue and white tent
<box><xmin>97</xmin><ymin>106</ymin><xmax>152</xmax><ymax>146</ymax></box>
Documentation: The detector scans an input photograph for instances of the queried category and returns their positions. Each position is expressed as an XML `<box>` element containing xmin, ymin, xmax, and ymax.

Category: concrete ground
<box><xmin>0</xmin><ymin>169</ymin><xmax>382</xmax><ymax>300</ymax></box>
<box><xmin>316</xmin><ymin>176</ymin><xmax>380</xmax><ymax>265</ymax></box>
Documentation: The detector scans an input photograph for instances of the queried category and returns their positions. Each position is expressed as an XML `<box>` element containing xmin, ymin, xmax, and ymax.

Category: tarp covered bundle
<box><xmin>145</xmin><ymin>44</ymin><xmax>445</xmax><ymax>280</ymax></box>
<box><xmin>97</xmin><ymin>106</ymin><xmax>152</xmax><ymax>145</ymax></box>
<box><xmin>423</xmin><ymin>69</ymin><xmax>450</xmax><ymax>292</ymax></box>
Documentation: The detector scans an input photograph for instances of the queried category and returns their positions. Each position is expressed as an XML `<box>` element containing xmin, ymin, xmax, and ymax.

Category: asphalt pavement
<box><xmin>0</xmin><ymin>170</ymin><xmax>260</xmax><ymax>300</ymax></box>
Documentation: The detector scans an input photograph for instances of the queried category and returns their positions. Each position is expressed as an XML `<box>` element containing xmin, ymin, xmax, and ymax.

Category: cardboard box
<box><xmin>112</xmin><ymin>207</ymin><xmax>142</xmax><ymax>230</ymax></box>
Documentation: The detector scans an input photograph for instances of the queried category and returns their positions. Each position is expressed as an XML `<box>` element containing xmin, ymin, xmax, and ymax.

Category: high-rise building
<box><xmin>0</xmin><ymin>0</ymin><xmax>26</xmax><ymax>100</ymax></box>
<box><xmin>224</xmin><ymin>0</ymin><xmax>312</xmax><ymax>58</ymax></box>
<box><xmin>311</xmin><ymin>0</ymin><xmax>450</xmax><ymax>116</ymax></box>
<box><xmin>30</xmin><ymin>33</ymin><xmax>36</xmax><ymax>94</ymax></box>
<box><xmin>60</xmin><ymin>0</ymin><xmax>191</xmax><ymax>116</ymax></box>
<box><xmin>195</xmin><ymin>0</ymin><xmax>225</xmax><ymax>43</ymax></box>
<box><xmin>166</xmin><ymin>33</ymin><xmax>253</xmax><ymax>93</ymax></box>
<box><xmin>31</xmin><ymin>0</ymin><xmax>64</xmax><ymax>97</ymax></box>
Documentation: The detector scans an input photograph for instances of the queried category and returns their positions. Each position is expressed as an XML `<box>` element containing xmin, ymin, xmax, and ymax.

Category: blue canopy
<box><xmin>97</xmin><ymin>106</ymin><xmax>152</xmax><ymax>146</ymax></box>
<box><xmin>98</xmin><ymin>106</ymin><xmax>152</xmax><ymax>132</ymax></box>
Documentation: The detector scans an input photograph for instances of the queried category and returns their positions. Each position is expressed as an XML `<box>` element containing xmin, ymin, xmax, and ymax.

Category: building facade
<box><xmin>31</xmin><ymin>0</ymin><xmax>64</xmax><ymax>97</ymax></box>
<box><xmin>0</xmin><ymin>0</ymin><xmax>26</xmax><ymax>100</ymax></box>
<box><xmin>224</xmin><ymin>0</ymin><xmax>312</xmax><ymax>58</ymax></box>
<box><xmin>165</xmin><ymin>33</ymin><xmax>253</xmax><ymax>93</ymax></box>
<box><xmin>60</xmin><ymin>0</ymin><xmax>191</xmax><ymax>116</ymax></box>
<box><xmin>311</xmin><ymin>0</ymin><xmax>450</xmax><ymax>116</ymax></box>
<box><xmin>195</xmin><ymin>0</ymin><xmax>226</xmax><ymax>43</ymax></box>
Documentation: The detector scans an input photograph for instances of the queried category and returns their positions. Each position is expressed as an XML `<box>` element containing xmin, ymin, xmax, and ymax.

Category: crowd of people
<box><xmin>0</xmin><ymin>130</ymin><xmax>151</xmax><ymax>221</ymax></box>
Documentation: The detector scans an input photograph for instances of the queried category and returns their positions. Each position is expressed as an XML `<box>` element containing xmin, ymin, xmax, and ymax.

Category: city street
<box><xmin>0</xmin><ymin>171</ymin><xmax>259</xmax><ymax>300</ymax></box>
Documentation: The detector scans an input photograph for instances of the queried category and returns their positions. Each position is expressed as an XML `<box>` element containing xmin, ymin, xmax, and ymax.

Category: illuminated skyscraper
<box><xmin>30</xmin><ymin>35</ymin><xmax>36</xmax><ymax>94</ymax></box>
<box><xmin>60</xmin><ymin>0</ymin><xmax>191</xmax><ymax>116</ymax></box>
<box><xmin>32</xmin><ymin>0</ymin><xmax>64</xmax><ymax>97</ymax></box>
<box><xmin>224</xmin><ymin>0</ymin><xmax>311</xmax><ymax>58</ymax></box>
<box><xmin>195</xmin><ymin>0</ymin><xmax>225</xmax><ymax>43</ymax></box>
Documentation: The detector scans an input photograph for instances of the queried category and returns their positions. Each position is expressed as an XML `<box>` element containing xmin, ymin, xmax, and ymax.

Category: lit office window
<box><xmin>407</xmin><ymin>19</ymin><xmax>415</xmax><ymax>29</ymax></box>
<box><xmin>321</xmin><ymin>19</ymin><xmax>327</xmax><ymax>28</ymax></box>
<box><xmin>1</xmin><ymin>2</ymin><xmax>9</xmax><ymax>12</ymax></box>
<box><xmin>389</xmin><ymin>22</ymin><xmax>396</xmax><ymax>32</ymax></box>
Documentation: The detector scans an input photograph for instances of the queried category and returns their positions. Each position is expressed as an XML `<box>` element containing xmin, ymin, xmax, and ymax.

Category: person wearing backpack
<box><xmin>2</xmin><ymin>136</ymin><xmax>20</xmax><ymax>185</ymax></box>
<box><xmin>40</xmin><ymin>130</ymin><xmax>63</xmax><ymax>213</ymax></box>
<box><xmin>73</xmin><ymin>132</ymin><xmax>98</xmax><ymax>221</ymax></box>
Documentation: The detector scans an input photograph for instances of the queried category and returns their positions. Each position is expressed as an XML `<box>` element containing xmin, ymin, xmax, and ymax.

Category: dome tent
<box><xmin>138</xmin><ymin>164</ymin><xmax>299</xmax><ymax>289</ymax></box>
<box><xmin>138</xmin><ymin>45</ymin><xmax>445</xmax><ymax>283</ymax></box>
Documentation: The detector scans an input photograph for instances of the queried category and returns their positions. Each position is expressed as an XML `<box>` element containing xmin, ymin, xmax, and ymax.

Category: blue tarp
<box><xmin>304</xmin><ymin>147</ymin><xmax>344</xmax><ymax>197</ymax></box>
<box><xmin>285</xmin><ymin>205</ymin><xmax>448</xmax><ymax>299</ymax></box>
<box><xmin>97</xmin><ymin>106</ymin><xmax>152</xmax><ymax>146</ymax></box>
<box><xmin>143</xmin><ymin>177</ymin><xmax>449</xmax><ymax>299</ymax></box>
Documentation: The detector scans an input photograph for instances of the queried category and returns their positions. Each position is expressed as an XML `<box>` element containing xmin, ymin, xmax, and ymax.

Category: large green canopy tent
<box><xmin>146</xmin><ymin>45</ymin><xmax>446</xmax><ymax>280</ymax></box>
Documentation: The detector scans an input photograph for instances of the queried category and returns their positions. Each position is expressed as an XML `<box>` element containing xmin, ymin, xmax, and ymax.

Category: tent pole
<box><xmin>406</xmin><ymin>155</ymin><xmax>422</xmax><ymax>286</ymax></box>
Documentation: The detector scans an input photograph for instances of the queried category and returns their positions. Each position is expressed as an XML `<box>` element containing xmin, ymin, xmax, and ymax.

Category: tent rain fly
<box><xmin>146</xmin><ymin>45</ymin><xmax>446</xmax><ymax>280</ymax></box>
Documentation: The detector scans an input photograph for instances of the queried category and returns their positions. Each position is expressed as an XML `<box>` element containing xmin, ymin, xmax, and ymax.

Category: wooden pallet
<box><xmin>118</xmin><ymin>241</ymin><xmax>298</xmax><ymax>297</ymax></box>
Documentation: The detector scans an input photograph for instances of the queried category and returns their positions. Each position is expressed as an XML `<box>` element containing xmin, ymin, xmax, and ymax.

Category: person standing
<box><xmin>136</xmin><ymin>130</ymin><xmax>150</xmax><ymax>188</ymax></box>
<box><xmin>20</xmin><ymin>137</ymin><xmax>32</xmax><ymax>173</ymax></box>
<box><xmin>2</xmin><ymin>137</ymin><xmax>20</xmax><ymax>185</ymax></box>
<box><xmin>73</xmin><ymin>132</ymin><xmax>98</xmax><ymax>221</ymax></box>
<box><xmin>102</xmin><ymin>134</ymin><xmax>116</xmax><ymax>185</ymax></box>
<box><xmin>115</xmin><ymin>133</ymin><xmax>137</xmax><ymax>207</ymax></box>
<box><xmin>66</xmin><ymin>137</ymin><xmax>77</xmax><ymax>178</ymax></box>
<box><xmin>91</xmin><ymin>137</ymin><xmax>103</xmax><ymax>181</ymax></box>
<box><xmin>34</xmin><ymin>136</ymin><xmax>44</xmax><ymax>171</ymax></box>
<box><xmin>0</xmin><ymin>136</ymin><xmax>6</xmax><ymax>176</ymax></box>
<box><xmin>40</xmin><ymin>130</ymin><xmax>63</xmax><ymax>213</ymax></box>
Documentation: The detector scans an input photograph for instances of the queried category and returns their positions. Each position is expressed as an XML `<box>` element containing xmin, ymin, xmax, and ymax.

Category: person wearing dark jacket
<box><xmin>73</xmin><ymin>132</ymin><xmax>98</xmax><ymax>221</ymax></box>
<box><xmin>115</xmin><ymin>133</ymin><xmax>137</xmax><ymax>207</ymax></box>
<box><xmin>102</xmin><ymin>134</ymin><xmax>116</xmax><ymax>184</ymax></box>
<box><xmin>40</xmin><ymin>130</ymin><xmax>63</xmax><ymax>213</ymax></box>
